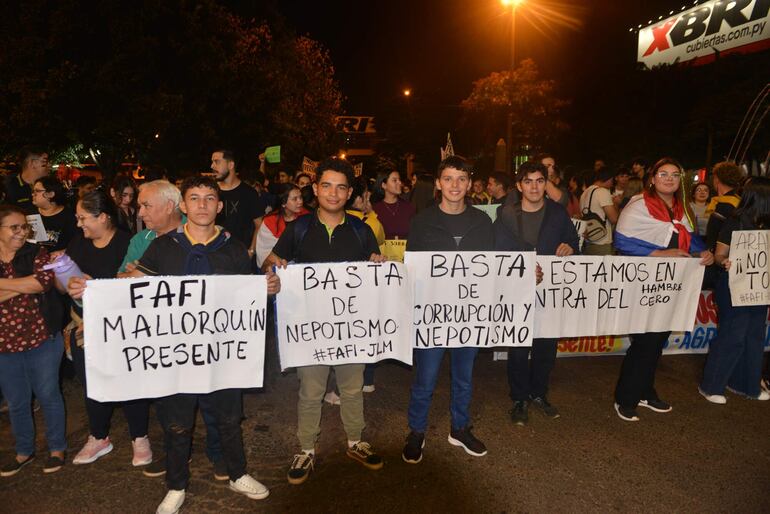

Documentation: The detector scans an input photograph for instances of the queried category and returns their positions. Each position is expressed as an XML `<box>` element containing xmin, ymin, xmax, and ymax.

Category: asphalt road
<box><xmin>1</xmin><ymin>350</ymin><xmax>768</xmax><ymax>513</ymax></box>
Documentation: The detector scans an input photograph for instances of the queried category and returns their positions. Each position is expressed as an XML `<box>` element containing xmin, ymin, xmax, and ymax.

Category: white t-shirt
<box><xmin>579</xmin><ymin>185</ymin><xmax>614</xmax><ymax>245</ymax></box>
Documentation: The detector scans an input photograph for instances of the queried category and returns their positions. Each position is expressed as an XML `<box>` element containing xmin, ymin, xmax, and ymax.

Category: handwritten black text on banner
<box><xmin>275</xmin><ymin>262</ymin><xmax>413</xmax><ymax>369</ymax></box>
<box><xmin>728</xmin><ymin>230</ymin><xmax>770</xmax><ymax>306</ymax></box>
<box><xmin>83</xmin><ymin>275</ymin><xmax>268</xmax><ymax>402</ymax></box>
<box><xmin>534</xmin><ymin>255</ymin><xmax>705</xmax><ymax>338</ymax></box>
<box><xmin>405</xmin><ymin>251</ymin><xmax>536</xmax><ymax>348</ymax></box>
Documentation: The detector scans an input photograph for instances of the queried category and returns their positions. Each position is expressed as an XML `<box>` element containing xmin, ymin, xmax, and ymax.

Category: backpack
<box><xmin>581</xmin><ymin>186</ymin><xmax>609</xmax><ymax>243</ymax></box>
<box><xmin>292</xmin><ymin>213</ymin><xmax>371</xmax><ymax>259</ymax></box>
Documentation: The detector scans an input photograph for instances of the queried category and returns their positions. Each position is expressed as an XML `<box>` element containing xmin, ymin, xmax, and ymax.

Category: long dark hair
<box><xmin>734</xmin><ymin>177</ymin><xmax>770</xmax><ymax>229</ymax></box>
<box><xmin>79</xmin><ymin>190</ymin><xmax>119</xmax><ymax>229</ymax></box>
<box><xmin>275</xmin><ymin>183</ymin><xmax>301</xmax><ymax>218</ymax></box>
<box><xmin>646</xmin><ymin>157</ymin><xmax>695</xmax><ymax>226</ymax></box>
<box><xmin>111</xmin><ymin>175</ymin><xmax>138</xmax><ymax>211</ymax></box>
<box><xmin>35</xmin><ymin>176</ymin><xmax>67</xmax><ymax>206</ymax></box>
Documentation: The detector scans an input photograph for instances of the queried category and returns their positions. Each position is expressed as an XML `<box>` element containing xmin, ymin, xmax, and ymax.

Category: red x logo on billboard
<box><xmin>643</xmin><ymin>19</ymin><xmax>677</xmax><ymax>56</ymax></box>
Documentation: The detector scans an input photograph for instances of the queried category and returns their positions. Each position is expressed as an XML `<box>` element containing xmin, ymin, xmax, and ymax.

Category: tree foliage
<box><xmin>0</xmin><ymin>0</ymin><xmax>342</xmax><ymax>176</ymax></box>
<box><xmin>460</xmin><ymin>59</ymin><xmax>569</xmax><ymax>155</ymax></box>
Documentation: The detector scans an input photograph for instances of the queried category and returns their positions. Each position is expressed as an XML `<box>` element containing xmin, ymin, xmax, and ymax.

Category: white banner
<box><xmin>83</xmin><ymin>275</ymin><xmax>268</xmax><ymax>402</ymax></box>
<box><xmin>405</xmin><ymin>251</ymin><xmax>536</xmax><ymax>349</ymax></box>
<box><xmin>638</xmin><ymin>0</ymin><xmax>770</xmax><ymax>68</ymax></box>
<box><xmin>275</xmin><ymin>262</ymin><xmax>413</xmax><ymax>369</ymax></box>
<box><xmin>729</xmin><ymin>230</ymin><xmax>770</xmax><ymax>306</ymax></box>
<box><xmin>535</xmin><ymin>255</ymin><xmax>705</xmax><ymax>338</ymax></box>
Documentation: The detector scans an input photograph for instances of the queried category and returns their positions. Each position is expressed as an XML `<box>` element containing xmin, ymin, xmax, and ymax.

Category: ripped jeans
<box><xmin>157</xmin><ymin>389</ymin><xmax>246</xmax><ymax>490</ymax></box>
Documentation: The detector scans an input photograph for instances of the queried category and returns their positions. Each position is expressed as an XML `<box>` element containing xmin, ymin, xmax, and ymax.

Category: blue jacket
<box><xmin>493</xmin><ymin>199</ymin><xmax>580</xmax><ymax>255</ymax></box>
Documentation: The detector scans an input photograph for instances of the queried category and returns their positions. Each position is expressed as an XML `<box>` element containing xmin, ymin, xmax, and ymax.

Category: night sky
<box><xmin>269</xmin><ymin>0</ymin><xmax>679</xmax><ymax>112</ymax></box>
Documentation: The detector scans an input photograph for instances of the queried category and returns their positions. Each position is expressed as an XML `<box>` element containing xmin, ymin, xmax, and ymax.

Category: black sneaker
<box><xmin>213</xmin><ymin>458</ymin><xmax>229</xmax><ymax>481</ymax></box>
<box><xmin>638</xmin><ymin>398</ymin><xmax>672</xmax><ymax>413</ymax></box>
<box><xmin>530</xmin><ymin>396</ymin><xmax>560</xmax><ymax>418</ymax></box>
<box><xmin>447</xmin><ymin>427</ymin><xmax>487</xmax><ymax>457</ymax></box>
<box><xmin>142</xmin><ymin>455</ymin><xmax>166</xmax><ymax>478</ymax></box>
<box><xmin>402</xmin><ymin>431</ymin><xmax>425</xmax><ymax>464</ymax></box>
<box><xmin>1</xmin><ymin>455</ymin><xmax>35</xmax><ymax>477</ymax></box>
<box><xmin>287</xmin><ymin>453</ymin><xmax>314</xmax><ymax>485</ymax></box>
<box><xmin>42</xmin><ymin>455</ymin><xmax>64</xmax><ymax>474</ymax></box>
<box><xmin>510</xmin><ymin>400</ymin><xmax>528</xmax><ymax>426</ymax></box>
<box><xmin>346</xmin><ymin>442</ymin><xmax>383</xmax><ymax>470</ymax></box>
<box><xmin>614</xmin><ymin>403</ymin><xmax>640</xmax><ymax>422</ymax></box>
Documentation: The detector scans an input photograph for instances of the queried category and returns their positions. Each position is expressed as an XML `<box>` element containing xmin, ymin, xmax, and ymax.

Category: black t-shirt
<box><xmin>4</xmin><ymin>173</ymin><xmax>35</xmax><ymax>214</ymax></box>
<box><xmin>437</xmin><ymin>209</ymin><xmax>477</xmax><ymax>248</ymax></box>
<box><xmin>521</xmin><ymin>206</ymin><xmax>546</xmax><ymax>248</ymax></box>
<box><xmin>40</xmin><ymin>207</ymin><xmax>78</xmax><ymax>251</ymax></box>
<box><xmin>216</xmin><ymin>182</ymin><xmax>267</xmax><ymax>246</ymax></box>
<box><xmin>717</xmin><ymin>217</ymin><xmax>751</xmax><ymax>247</ymax></box>
<box><xmin>66</xmin><ymin>229</ymin><xmax>131</xmax><ymax>279</ymax></box>
<box><xmin>272</xmin><ymin>213</ymin><xmax>380</xmax><ymax>263</ymax></box>
<box><xmin>137</xmin><ymin>229</ymin><xmax>251</xmax><ymax>276</ymax></box>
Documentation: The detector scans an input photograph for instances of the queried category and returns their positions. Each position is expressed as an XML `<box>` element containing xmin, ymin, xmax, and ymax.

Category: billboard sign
<box><xmin>638</xmin><ymin>0</ymin><xmax>770</xmax><ymax>68</ymax></box>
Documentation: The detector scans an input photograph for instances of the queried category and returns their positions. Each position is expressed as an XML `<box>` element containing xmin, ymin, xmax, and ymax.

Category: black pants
<box><xmin>507</xmin><ymin>338</ymin><xmax>558</xmax><ymax>402</ymax></box>
<box><xmin>614</xmin><ymin>331</ymin><xmax>670</xmax><ymax>408</ymax></box>
<box><xmin>72</xmin><ymin>342</ymin><xmax>149</xmax><ymax>439</ymax></box>
<box><xmin>158</xmin><ymin>389</ymin><xmax>246</xmax><ymax>491</ymax></box>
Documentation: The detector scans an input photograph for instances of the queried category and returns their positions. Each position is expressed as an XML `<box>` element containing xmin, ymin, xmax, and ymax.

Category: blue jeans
<box><xmin>407</xmin><ymin>347</ymin><xmax>479</xmax><ymax>433</ymax></box>
<box><xmin>701</xmin><ymin>273</ymin><xmax>767</xmax><ymax>397</ymax></box>
<box><xmin>0</xmin><ymin>334</ymin><xmax>66</xmax><ymax>455</ymax></box>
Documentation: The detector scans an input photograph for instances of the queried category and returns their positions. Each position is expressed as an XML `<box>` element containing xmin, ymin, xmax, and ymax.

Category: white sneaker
<box><xmin>156</xmin><ymin>489</ymin><xmax>185</xmax><ymax>514</ymax></box>
<box><xmin>229</xmin><ymin>473</ymin><xmax>269</xmax><ymax>500</ymax></box>
<box><xmin>362</xmin><ymin>385</ymin><xmax>375</xmax><ymax>393</ymax></box>
<box><xmin>699</xmin><ymin>388</ymin><xmax>727</xmax><ymax>405</ymax></box>
<box><xmin>757</xmin><ymin>390</ymin><xmax>770</xmax><ymax>401</ymax></box>
<box><xmin>323</xmin><ymin>391</ymin><xmax>340</xmax><ymax>405</ymax></box>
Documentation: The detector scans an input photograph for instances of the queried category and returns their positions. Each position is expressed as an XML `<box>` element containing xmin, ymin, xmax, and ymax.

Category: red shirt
<box><xmin>0</xmin><ymin>246</ymin><xmax>54</xmax><ymax>353</ymax></box>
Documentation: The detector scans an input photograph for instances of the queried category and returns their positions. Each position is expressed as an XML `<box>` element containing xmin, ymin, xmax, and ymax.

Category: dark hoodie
<box><xmin>406</xmin><ymin>204</ymin><xmax>494</xmax><ymax>251</ymax></box>
<box><xmin>494</xmin><ymin>198</ymin><xmax>580</xmax><ymax>256</ymax></box>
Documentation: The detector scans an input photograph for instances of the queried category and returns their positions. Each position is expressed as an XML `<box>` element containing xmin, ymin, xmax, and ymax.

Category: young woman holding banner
<box><xmin>65</xmin><ymin>190</ymin><xmax>153</xmax><ymax>466</ymax></box>
<box><xmin>700</xmin><ymin>177</ymin><xmax>770</xmax><ymax>403</ymax></box>
<box><xmin>613</xmin><ymin>157</ymin><xmax>714</xmax><ymax>421</ymax></box>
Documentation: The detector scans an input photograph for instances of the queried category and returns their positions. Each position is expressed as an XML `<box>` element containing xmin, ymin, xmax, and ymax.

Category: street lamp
<box><xmin>501</xmin><ymin>0</ymin><xmax>524</xmax><ymax>174</ymax></box>
<box><xmin>403</xmin><ymin>88</ymin><xmax>411</xmax><ymax>97</ymax></box>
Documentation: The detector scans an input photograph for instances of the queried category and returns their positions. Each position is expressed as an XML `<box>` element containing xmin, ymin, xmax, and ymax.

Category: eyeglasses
<box><xmin>655</xmin><ymin>172</ymin><xmax>682</xmax><ymax>180</ymax></box>
<box><xmin>1</xmin><ymin>224</ymin><xmax>31</xmax><ymax>233</ymax></box>
<box><xmin>32</xmin><ymin>188</ymin><xmax>47</xmax><ymax>195</ymax></box>
<box><xmin>75</xmin><ymin>214</ymin><xmax>93</xmax><ymax>222</ymax></box>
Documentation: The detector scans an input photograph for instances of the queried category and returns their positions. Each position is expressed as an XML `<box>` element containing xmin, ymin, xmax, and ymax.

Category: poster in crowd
<box><xmin>26</xmin><ymin>214</ymin><xmax>49</xmax><ymax>242</ymax></box>
<box><xmin>301</xmin><ymin>156</ymin><xmax>318</xmax><ymax>179</ymax></box>
<box><xmin>83</xmin><ymin>275</ymin><xmax>268</xmax><ymax>402</ymax></box>
<box><xmin>404</xmin><ymin>251</ymin><xmax>536</xmax><ymax>349</ymax></box>
<box><xmin>381</xmin><ymin>239</ymin><xmax>407</xmax><ymax>262</ymax></box>
<box><xmin>495</xmin><ymin>290</ymin><xmax>770</xmax><ymax>360</ymax></box>
<box><xmin>275</xmin><ymin>261</ymin><xmax>413</xmax><ymax>369</ymax></box>
<box><xmin>473</xmin><ymin>204</ymin><xmax>498</xmax><ymax>222</ymax></box>
<box><xmin>728</xmin><ymin>230</ymin><xmax>770</xmax><ymax>306</ymax></box>
<box><xmin>534</xmin><ymin>255</ymin><xmax>705</xmax><ymax>338</ymax></box>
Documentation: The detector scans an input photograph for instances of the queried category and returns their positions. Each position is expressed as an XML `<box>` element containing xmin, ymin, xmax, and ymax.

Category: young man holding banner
<box><xmin>125</xmin><ymin>176</ymin><xmax>280</xmax><ymax>513</ymax></box>
<box><xmin>265</xmin><ymin>158</ymin><xmax>386</xmax><ymax>485</ymax></box>
<box><xmin>494</xmin><ymin>161</ymin><xmax>580</xmax><ymax>425</ymax></box>
<box><xmin>402</xmin><ymin>156</ymin><xmax>495</xmax><ymax>463</ymax></box>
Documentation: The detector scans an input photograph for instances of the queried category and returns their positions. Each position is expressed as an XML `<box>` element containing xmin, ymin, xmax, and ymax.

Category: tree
<box><xmin>460</xmin><ymin>59</ymin><xmax>569</xmax><ymax>157</ymax></box>
<box><xmin>0</xmin><ymin>0</ymin><xmax>342</xmax><ymax>178</ymax></box>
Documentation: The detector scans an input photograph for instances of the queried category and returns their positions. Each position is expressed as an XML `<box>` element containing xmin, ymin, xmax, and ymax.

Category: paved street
<box><xmin>1</xmin><ymin>350</ymin><xmax>768</xmax><ymax>513</ymax></box>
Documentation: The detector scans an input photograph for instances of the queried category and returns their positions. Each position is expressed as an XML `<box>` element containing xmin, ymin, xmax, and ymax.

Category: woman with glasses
<box><xmin>613</xmin><ymin>157</ymin><xmax>714</xmax><ymax>422</ymax></box>
<box><xmin>110</xmin><ymin>175</ymin><xmax>140</xmax><ymax>235</ymax></box>
<box><xmin>64</xmin><ymin>190</ymin><xmax>153</xmax><ymax>466</ymax></box>
<box><xmin>31</xmin><ymin>176</ymin><xmax>77</xmax><ymax>251</ymax></box>
<box><xmin>0</xmin><ymin>204</ymin><xmax>66</xmax><ymax>476</ymax></box>
<box><xmin>700</xmin><ymin>177</ymin><xmax>770</xmax><ymax>403</ymax></box>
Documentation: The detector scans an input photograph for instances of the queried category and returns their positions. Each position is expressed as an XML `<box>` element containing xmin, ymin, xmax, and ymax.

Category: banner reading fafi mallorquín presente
<box><xmin>638</xmin><ymin>0</ymin><xmax>770</xmax><ymax>68</ymax></box>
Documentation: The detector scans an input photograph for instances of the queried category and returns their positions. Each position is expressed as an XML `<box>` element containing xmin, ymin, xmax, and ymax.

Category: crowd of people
<box><xmin>0</xmin><ymin>145</ymin><xmax>768</xmax><ymax>514</ymax></box>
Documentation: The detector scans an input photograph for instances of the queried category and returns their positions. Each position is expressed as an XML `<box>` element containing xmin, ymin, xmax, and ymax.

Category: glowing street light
<box><xmin>501</xmin><ymin>0</ymin><xmax>525</xmax><ymax>174</ymax></box>
<box><xmin>403</xmin><ymin>89</ymin><xmax>411</xmax><ymax>97</ymax></box>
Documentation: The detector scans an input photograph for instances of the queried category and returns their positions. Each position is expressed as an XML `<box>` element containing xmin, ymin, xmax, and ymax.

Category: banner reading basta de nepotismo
<box><xmin>275</xmin><ymin>261</ymin><xmax>413</xmax><ymax>369</ymax></box>
<box><xmin>637</xmin><ymin>0</ymin><xmax>770</xmax><ymax>68</ymax></box>
<box><xmin>83</xmin><ymin>275</ymin><xmax>268</xmax><ymax>402</ymax></box>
